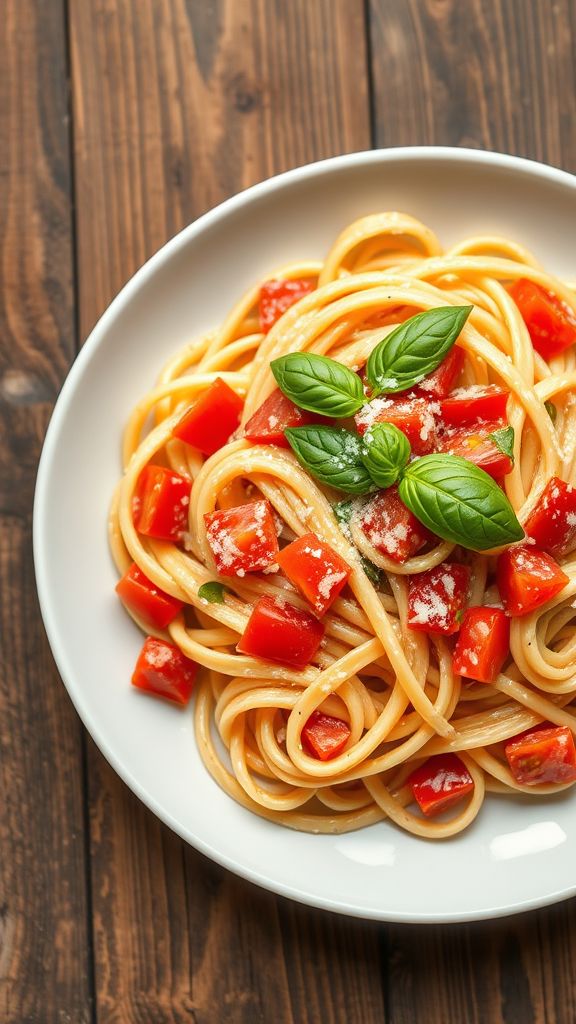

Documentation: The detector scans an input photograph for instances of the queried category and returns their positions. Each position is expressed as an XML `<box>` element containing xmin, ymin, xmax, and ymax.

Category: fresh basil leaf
<box><xmin>366</xmin><ymin>305</ymin><xmax>472</xmax><ymax>395</ymax></box>
<box><xmin>271</xmin><ymin>352</ymin><xmax>364</xmax><ymax>417</ymax></box>
<box><xmin>361</xmin><ymin>556</ymin><xmax>383</xmax><ymax>586</ymax></box>
<box><xmin>545</xmin><ymin>400</ymin><xmax>557</xmax><ymax>423</ymax></box>
<box><xmin>489</xmin><ymin>425</ymin><xmax>514</xmax><ymax>463</ymax></box>
<box><xmin>198</xmin><ymin>581</ymin><xmax>228</xmax><ymax>604</ymax></box>
<box><xmin>333</xmin><ymin>499</ymin><xmax>355</xmax><ymax>527</ymax></box>
<box><xmin>285</xmin><ymin>425</ymin><xmax>374</xmax><ymax>495</ymax></box>
<box><xmin>398</xmin><ymin>453</ymin><xmax>524</xmax><ymax>551</ymax></box>
<box><xmin>361</xmin><ymin>422</ymin><xmax>411</xmax><ymax>488</ymax></box>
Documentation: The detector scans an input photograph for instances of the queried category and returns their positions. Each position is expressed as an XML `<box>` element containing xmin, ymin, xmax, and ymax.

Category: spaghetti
<box><xmin>109</xmin><ymin>212</ymin><xmax>576</xmax><ymax>838</ymax></box>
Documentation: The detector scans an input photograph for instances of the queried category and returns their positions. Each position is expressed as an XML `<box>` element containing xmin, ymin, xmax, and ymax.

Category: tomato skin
<box><xmin>116</xmin><ymin>563</ymin><xmax>184</xmax><ymax>629</ymax></box>
<box><xmin>302</xmin><ymin>710</ymin><xmax>351</xmax><ymax>760</ymax></box>
<box><xmin>440</xmin><ymin>385</ymin><xmax>509</xmax><ymax>426</ymax></box>
<box><xmin>407</xmin><ymin>563</ymin><xmax>470</xmax><ymax>635</ymax></box>
<box><xmin>355</xmin><ymin>396</ymin><xmax>438</xmax><ymax>454</ymax></box>
<box><xmin>505</xmin><ymin>725</ymin><xmax>576</xmax><ymax>785</ymax></box>
<box><xmin>259</xmin><ymin>279</ymin><xmax>315</xmax><ymax>333</ymax></box>
<box><xmin>510</xmin><ymin>278</ymin><xmax>576</xmax><ymax>358</ymax></box>
<box><xmin>276</xmin><ymin>532</ymin><xmax>351</xmax><ymax>616</ymax></box>
<box><xmin>452</xmin><ymin>607</ymin><xmax>510</xmax><ymax>683</ymax></box>
<box><xmin>132</xmin><ymin>637</ymin><xmax>197</xmax><ymax>706</ymax></box>
<box><xmin>173</xmin><ymin>378</ymin><xmax>243</xmax><ymax>456</ymax></box>
<box><xmin>497</xmin><ymin>545</ymin><xmax>569</xmax><ymax>616</ymax></box>
<box><xmin>412</xmin><ymin>347</ymin><xmax>465</xmax><ymax>399</ymax></box>
<box><xmin>244</xmin><ymin>388</ymin><xmax>324</xmax><ymax>448</ymax></box>
<box><xmin>358</xmin><ymin>487</ymin><xmax>431</xmax><ymax>563</ymax></box>
<box><xmin>408</xmin><ymin>753</ymin><xmax>474</xmax><ymax>816</ymax></box>
<box><xmin>204</xmin><ymin>499</ymin><xmax>279</xmax><ymax>577</ymax></box>
<box><xmin>237</xmin><ymin>596</ymin><xmax>325</xmax><ymax>668</ymax></box>
<box><xmin>437</xmin><ymin>420</ymin><xmax>513</xmax><ymax>478</ymax></box>
<box><xmin>524</xmin><ymin>477</ymin><xmax>576</xmax><ymax>557</ymax></box>
<box><xmin>133</xmin><ymin>465</ymin><xmax>191</xmax><ymax>542</ymax></box>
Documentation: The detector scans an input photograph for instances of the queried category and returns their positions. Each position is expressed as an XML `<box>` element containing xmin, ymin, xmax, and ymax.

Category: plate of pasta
<box><xmin>35</xmin><ymin>148</ymin><xmax>576</xmax><ymax>922</ymax></box>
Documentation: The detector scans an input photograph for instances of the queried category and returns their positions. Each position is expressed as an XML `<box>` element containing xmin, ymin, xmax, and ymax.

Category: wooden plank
<box><xmin>0</xmin><ymin>2</ymin><xmax>91</xmax><ymax>1021</ymax></box>
<box><xmin>70</xmin><ymin>2</ymin><xmax>376</xmax><ymax>1021</ymax></box>
<box><xmin>367</xmin><ymin>3</ymin><xmax>576</xmax><ymax>1023</ymax></box>
<box><xmin>369</xmin><ymin>0</ymin><xmax>576</xmax><ymax>173</ymax></box>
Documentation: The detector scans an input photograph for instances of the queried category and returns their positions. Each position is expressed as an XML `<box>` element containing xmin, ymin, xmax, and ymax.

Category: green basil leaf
<box><xmin>333</xmin><ymin>499</ymin><xmax>355</xmax><ymax>528</ymax></box>
<box><xmin>489</xmin><ymin>425</ymin><xmax>515</xmax><ymax>463</ymax></box>
<box><xmin>545</xmin><ymin>400</ymin><xmax>557</xmax><ymax>423</ymax></box>
<box><xmin>361</xmin><ymin>422</ymin><xmax>411</xmax><ymax>488</ymax></box>
<box><xmin>285</xmin><ymin>425</ymin><xmax>374</xmax><ymax>495</ymax></box>
<box><xmin>198</xmin><ymin>582</ymin><xmax>228</xmax><ymax>604</ymax></box>
<box><xmin>332</xmin><ymin>501</ymin><xmax>382</xmax><ymax>584</ymax></box>
<box><xmin>361</xmin><ymin>556</ymin><xmax>383</xmax><ymax>586</ymax></box>
<box><xmin>398</xmin><ymin>453</ymin><xmax>524</xmax><ymax>551</ymax></box>
<box><xmin>366</xmin><ymin>305</ymin><xmax>472</xmax><ymax>395</ymax></box>
<box><xmin>271</xmin><ymin>352</ymin><xmax>364</xmax><ymax>417</ymax></box>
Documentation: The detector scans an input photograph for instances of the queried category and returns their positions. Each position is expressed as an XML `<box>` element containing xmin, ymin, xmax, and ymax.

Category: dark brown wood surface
<box><xmin>1</xmin><ymin>1</ymin><xmax>575</xmax><ymax>1021</ymax></box>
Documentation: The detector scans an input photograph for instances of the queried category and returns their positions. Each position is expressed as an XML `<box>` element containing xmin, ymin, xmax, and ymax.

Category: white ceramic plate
<box><xmin>35</xmin><ymin>148</ymin><xmax>576</xmax><ymax>923</ymax></box>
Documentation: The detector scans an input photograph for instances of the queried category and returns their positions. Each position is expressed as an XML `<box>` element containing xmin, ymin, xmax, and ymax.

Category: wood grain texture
<box><xmin>369</xmin><ymin>0</ymin><xmax>576</xmax><ymax>173</ymax></box>
<box><xmin>70</xmin><ymin>2</ymin><xmax>374</xmax><ymax>1021</ymax></box>
<box><xmin>0</xmin><ymin>4</ymin><xmax>91</xmax><ymax>1020</ymax></box>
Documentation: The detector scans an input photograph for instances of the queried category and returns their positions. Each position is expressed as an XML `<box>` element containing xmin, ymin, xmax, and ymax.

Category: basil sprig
<box><xmin>398</xmin><ymin>454</ymin><xmax>524</xmax><ymax>550</ymax></box>
<box><xmin>489</xmin><ymin>425</ymin><xmax>514</xmax><ymax>463</ymax></box>
<box><xmin>285</xmin><ymin>425</ymin><xmax>374</xmax><ymax>495</ymax></box>
<box><xmin>366</xmin><ymin>306</ymin><xmax>472</xmax><ymax>395</ymax></box>
<box><xmin>198</xmin><ymin>582</ymin><xmax>229</xmax><ymax>603</ymax></box>
<box><xmin>271</xmin><ymin>352</ymin><xmax>364</xmax><ymax>418</ymax></box>
<box><xmin>361</xmin><ymin>422</ymin><xmax>410</xmax><ymax>488</ymax></box>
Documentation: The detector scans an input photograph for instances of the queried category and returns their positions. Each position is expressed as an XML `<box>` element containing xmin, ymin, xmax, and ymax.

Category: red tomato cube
<box><xmin>505</xmin><ymin>725</ymin><xmax>576</xmax><ymax>785</ymax></box>
<box><xmin>302</xmin><ymin>710</ymin><xmax>351</xmax><ymax>761</ymax></box>
<box><xmin>358</xmin><ymin>487</ymin><xmax>432</xmax><ymax>564</ymax></box>
<box><xmin>437</xmin><ymin>420</ymin><xmax>513</xmax><ymax>478</ymax></box>
<box><xmin>412</xmin><ymin>347</ymin><xmax>465</xmax><ymax>399</ymax></box>
<box><xmin>204</xmin><ymin>499</ymin><xmax>279</xmax><ymax>577</ymax></box>
<box><xmin>276</xmin><ymin>532</ymin><xmax>351</xmax><ymax>616</ymax></box>
<box><xmin>132</xmin><ymin>637</ymin><xmax>197</xmax><ymax>706</ymax></box>
<box><xmin>524</xmin><ymin>477</ymin><xmax>576</xmax><ymax>557</ymax></box>
<box><xmin>510</xmin><ymin>278</ymin><xmax>576</xmax><ymax>359</ymax></box>
<box><xmin>355</xmin><ymin>396</ymin><xmax>439</xmax><ymax>454</ymax></box>
<box><xmin>133</xmin><ymin>465</ymin><xmax>191</xmax><ymax>542</ymax></box>
<box><xmin>407</xmin><ymin>563</ymin><xmax>470</xmax><ymax>635</ymax></box>
<box><xmin>259</xmin><ymin>278</ymin><xmax>315</xmax><ymax>333</ymax></box>
<box><xmin>452</xmin><ymin>606</ymin><xmax>510</xmax><ymax>684</ymax></box>
<box><xmin>173</xmin><ymin>378</ymin><xmax>243</xmax><ymax>456</ymax></box>
<box><xmin>497</xmin><ymin>545</ymin><xmax>569</xmax><ymax>616</ymax></box>
<box><xmin>244</xmin><ymin>388</ymin><xmax>324</xmax><ymax>448</ymax></box>
<box><xmin>237</xmin><ymin>595</ymin><xmax>325</xmax><ymax>668</ymax></box>
<box><xmin>440</xmin><ymin>385</ymin><xmax>509</xmax><ymax>425</ymax></box>
<box><xmin>408</xmin><ymin>753</ymin><xmax>474</xmax><ymax>816</ymax></box>
<box><xmin>116</xmin><ymin>563</ymin><xmax>184</xmax><ymax>629</ymax></box>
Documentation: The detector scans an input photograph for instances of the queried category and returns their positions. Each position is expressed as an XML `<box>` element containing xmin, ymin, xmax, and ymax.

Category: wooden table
<box><xmin>2</xmin><ymin>2</ymin><xmax>575</xmax><ymax>1021</ymax></box>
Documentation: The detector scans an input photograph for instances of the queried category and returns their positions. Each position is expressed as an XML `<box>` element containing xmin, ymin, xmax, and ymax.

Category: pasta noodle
<box><xmin>109</xmin><ymin>212</ymin><xmax>576</xmax><ymax>838</ymax></box>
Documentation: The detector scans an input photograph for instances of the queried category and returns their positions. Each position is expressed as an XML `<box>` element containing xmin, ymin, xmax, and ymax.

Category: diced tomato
<box><xmin>204</xmin><ymin>499</ymin><xmax>279</xmax><ymax>577</ymax></box>
<box><xmin>358</xmin><ymin>487</ymin><xmax>432</xmax><ymax>563</ymax></box>
<box><xmin>505</xmin><ymin>725</ymin><xmax>576</xmax><ymax>785</ymax></box>
<box><xmin>524</xmin><ymin>477</ymin><xmax>576</xmax><ymax>557</ymax></box>
<box><xmin>132</xmin><ymin>637</ymin><xmax>197</xmax><ymax>706</ymax></box>
<box><xmin>412</xmin><ymin>347</ymin><xmax>465</xmax><ymax>399</ymax></box>
<box><xmin>452</xmin><ymin>607</ymin><xmax>510</xmax><ymax>683</ymax></box>
<box><xmin>355</xmin><ymin>396</ymin><xmax>438</xmax><ymax>454</ymax></box>
<box><xmin>407</xmin><ymin>563</ymin><xmax>470</xmax><ymax>635</ymax></box>
<box><xmin>408</xmin><ymin>753</ymin><xmax>474</xmax><ymax>816</ymax></box>
<box><xmin>497</xmin><ymin>545</ymin><xmax>569</xmax><ymax>616</ymax></box>
<box><xmin>440</xmin><ymin>385</ymin><xmax>509</xmax><ymax>425</ymax></box>
<box><xmin>116</xmin><ymin>563</ymin><xmax>184</xmax><ymax>629</ymax></box>
<box><xmin>244</xmin><ymin>388</ymin><xmax>323</xmax><ymax>448</ymax></box>
<box><xmin>237</xmin><ymin>595</ymin><xmax>325</xmax><ymax>668</ymax></box>
<box><xmin>173</xmin><ymin>378</ymin><xmax>243</xmax><ymax>456</ymax></box>
<box><xmin>437</xmin><ymin>420</ymin><xmax>513</xmax><ymax>478</ymax></box>
<box><xmin>510</xmin><ymin>278</ymin><xmax>576</xmax><ymax>359</ymax></box>
<box><xmin>276</xmin><ymin>532</ymin><xmax>351</xmax><ymax>616</ymax></box>
<box><xmin>133</xmin><ymin>465</ymin><xmax>191</xmax><ymax>542</ymax></box>
<box><xmin>259</xmin><ymin>278</ymin><xmax>315</xmax><ymax>333</ymax></box>
<box><xmin>301</xmin><ymin>710</ymin><xmax>351</xmax><ymax>761</ymax></box>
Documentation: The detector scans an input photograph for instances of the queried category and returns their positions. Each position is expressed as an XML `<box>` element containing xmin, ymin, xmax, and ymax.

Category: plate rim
<box><xmin>34</xmin><ymin>146</ymin><xmax>576</xmax><ymax>923</ymax></box>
